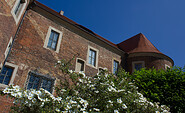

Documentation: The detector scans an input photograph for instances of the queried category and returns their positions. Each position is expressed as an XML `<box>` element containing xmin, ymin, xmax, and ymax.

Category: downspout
<box><xmin>0</xmin><ymin>5</ymin><xmax>30</xmax><ymax>74</ymax></box>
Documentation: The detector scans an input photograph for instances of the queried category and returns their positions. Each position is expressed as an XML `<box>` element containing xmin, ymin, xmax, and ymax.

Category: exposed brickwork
<box><xmin>0</xmin><ymin>1</ymin><xmax>174</xmax><ymax>112</ymax></box>
<box><xmin>0</xmin><ymin>95</ymin><xmax>14</xmax><ymax>113</ymax></box>
<box><xmin>0</xmin><ymin>0</ymin><xmax>17</xmax><ymax>64</ymax></box>
<box><xmin>6</xmin><ymin>9</ymin><xmax>123</xmax><ymax>88</ymax></box>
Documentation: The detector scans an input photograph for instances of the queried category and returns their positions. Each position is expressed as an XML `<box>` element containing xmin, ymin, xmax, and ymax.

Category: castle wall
<box><xmin>0</xmin><ymin>0</ymin><xmax>30</xmax><ymax>66</ymax></box>
<box><xmin>6</xmin><ymin>9</ymin><xmax>124</xmax><ymax>88</ymax></box>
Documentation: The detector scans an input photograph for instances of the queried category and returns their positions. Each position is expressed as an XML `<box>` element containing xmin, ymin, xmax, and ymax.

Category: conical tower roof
<box><xmin>117</xmin><ymin>33</ymin><xmax>162</xmax><ymax>54</ymax></box>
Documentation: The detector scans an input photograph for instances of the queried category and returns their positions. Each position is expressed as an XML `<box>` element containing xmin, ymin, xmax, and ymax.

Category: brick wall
<box><xmin>0</xmin><ymin>0</ymin><xmax>17</xmax><ymax>64</ymax></box>
<box><xmin>0</xmin><ymin>95</ymin><xmax>13</xmax><ymax>113</ymax></box>
<box><xmin>6</xmin><ymin>9</ymin><xmax>123</xmax><ymax>87</ymax></box>
<box><xmin>127</xmin><ymin>55</ymin><xmax>173</xmax><ymax>73</ymax></box>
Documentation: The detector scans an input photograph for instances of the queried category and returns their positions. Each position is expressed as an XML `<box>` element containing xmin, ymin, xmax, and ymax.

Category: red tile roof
<box><xmin>117</xmin><ymin>33</ymin><xmax>162</xmax><ymax>54</ymax></box>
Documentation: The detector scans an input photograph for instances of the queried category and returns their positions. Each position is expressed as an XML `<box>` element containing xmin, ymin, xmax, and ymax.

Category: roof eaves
<box><xmin>33</xmin><ymin>1</ymin><xmax>124</xmax><ymax>53</ymax></box>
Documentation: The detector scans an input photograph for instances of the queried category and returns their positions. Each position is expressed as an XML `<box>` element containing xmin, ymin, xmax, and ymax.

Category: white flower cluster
<box><xmin>1</xmin><ymin>69</ymin><xmax>170</xmax><ymax>113</ymax></box>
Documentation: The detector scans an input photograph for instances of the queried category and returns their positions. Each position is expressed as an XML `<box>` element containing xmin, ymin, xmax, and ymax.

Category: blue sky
<box><xmin>38</xmin><ymin>0</ymin><xmax>185</xmax><ymax>67</ymax></box>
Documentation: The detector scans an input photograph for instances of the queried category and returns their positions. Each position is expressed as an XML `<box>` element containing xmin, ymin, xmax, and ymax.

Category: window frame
<box><xmin>0</xmin><ymin>62</ymin><xmax>18</xmax><ymax>88</ymax></box>
<box><xmin>25</xmin><ymin>71</ymin><xmax>55</xmax><ymax>93</ymax></box>
<box><xmin>112</xmin><ymin>59</ymin><xmax>119</xmax><ymax>74</ymax></box>
<box><xmin>132</xmin><ymin>61</ymin><xmax>145</xmax><ymax>73</ymax></box>
<box><xmin>11</xmin><ymin>0</ymin><xmax>27</xmax><ymax>25</ymax></box>
<box><xmin>44</xmin><ymin>26</ymin><xmax>63</xmax><ymax>53</ymax></box>
<box><xmin>86</xmin><ymin>46</ymin><xmax>99</xmax><ymax>69</ymax></box>
<box><xmin>75</xmin><ymin>58</ymin><xmax>86</xmax><ymax>72</ymax></box>
<box><xmin>4</xmin><ymin>37</ymin><xmax>13</xmax><ymax>58</ymax></box>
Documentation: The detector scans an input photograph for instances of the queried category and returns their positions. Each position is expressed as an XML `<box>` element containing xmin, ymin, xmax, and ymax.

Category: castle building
<box><xmin>0</xmin><ymin>0</ymin><xmax>173</xmax><ymax>112</ymax></box>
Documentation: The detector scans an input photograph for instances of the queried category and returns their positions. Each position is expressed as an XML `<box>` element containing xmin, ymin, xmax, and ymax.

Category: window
<box><xmin>26</xmin><ymin>72</ymin><xmax>55</xmax><ymax>93</ymax></box>
<box><xmin>89</xmin><ymin>49</ymin><xmax>96</xmax><ymax>66</ymax></box>
<box><xmin>11</xmin><ymin>0</ymin><xmax>27</xmax><ymax>24</ymax></box>
<box><xmin>0</xmin><ymin>66</ymin><xmax>14</xmax><ymax>85</ymax></box>
<box><xmin>75</xmin><ymin>58</ymin><xmax>85</xmax><ymax>72</ymax></box>
<box><xmin>132</xmin><ymin>61</ymin><xmax>145</xmax><ymax>72</ymax></box>
<box><xmin>87</xmin><ymin>46</ymin><xmax>99</xmax><ymax>68</ymax></box>
<box><xmin>47</xmin><ymin>30</ymin><xmax>59</xmax><ymax>50</ymax></box>
<box><xmin>44</xmin><ymin>26</ymin><xmax>63</xmax><ymax>53</ymax></box>
<box><xmin>0</xmin><ymin>62</ymin><xmax>18</xmax><ymax>87</ymax></box>
<box><xmin>14</xmin><ymin>0</ymin><xmax>24</xmax><ymax>16</ymax></box>
<box><xmin>113</xmin><ymin>60</ymin><xmax>119</xmax><ymax>74</ymax></box>
<box><xmin>4</xmin><ymin>37</ymin><xmax>13</xmax><ymax>58</ymax></box>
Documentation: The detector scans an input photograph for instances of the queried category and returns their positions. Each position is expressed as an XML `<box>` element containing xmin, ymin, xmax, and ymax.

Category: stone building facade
<box><xmin>0</xmin><ymin>0</ymin><xmax>173</xmax><ymax>112</ymax></box>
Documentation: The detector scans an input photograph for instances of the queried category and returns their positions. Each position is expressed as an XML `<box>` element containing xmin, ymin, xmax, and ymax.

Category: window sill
<box><xmin>0</xmin><ymin>83</ymin><xmax>9</xmax><ymax>90</ymax></box>
<box><xmin>86</xmin><ymin>63</ymin><xmax>97</xmax><ymax>69</ymax></box>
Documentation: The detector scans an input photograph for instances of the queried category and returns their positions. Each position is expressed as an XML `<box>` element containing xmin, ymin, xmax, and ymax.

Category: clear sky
<box><xmin>38</xmin><ymin>0</ymin><xmax>185</xmax><ymax>67</ymax></box>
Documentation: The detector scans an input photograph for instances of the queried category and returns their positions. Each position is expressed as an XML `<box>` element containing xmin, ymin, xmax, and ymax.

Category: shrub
<box><xmin>126</xmin><ymin>67</ymin><xmax>185</xmax><ymax>113</ymax></box>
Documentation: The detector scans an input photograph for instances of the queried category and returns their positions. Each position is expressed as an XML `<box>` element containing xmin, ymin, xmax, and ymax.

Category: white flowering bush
<box><xmin>0</xmin><ymin>59</ymin><xmax>170</xmax><ymax>113</ymax></box>
<box><xmin>55</xmin><ymin>68</ymin><xmax>170</xmax><ymax>113</ymax></box>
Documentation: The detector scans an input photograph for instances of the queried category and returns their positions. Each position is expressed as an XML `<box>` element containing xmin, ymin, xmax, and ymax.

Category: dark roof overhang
<box><xmin>31</xmin><ymin>1</ymin><xmax>125</xmax><ymax>54</ymax></box>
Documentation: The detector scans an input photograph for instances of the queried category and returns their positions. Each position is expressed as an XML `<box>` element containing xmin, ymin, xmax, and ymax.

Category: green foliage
<box><xmin>125</xmin><ymin>67</ymin><xmax>185</xmax><ymax>113</ymax></box>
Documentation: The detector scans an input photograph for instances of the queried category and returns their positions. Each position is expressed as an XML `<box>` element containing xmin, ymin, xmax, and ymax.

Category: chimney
<box><xmin>59</xmin><ymin>10</ymin><xmax>64</xmax><ymax>15</ymax></box>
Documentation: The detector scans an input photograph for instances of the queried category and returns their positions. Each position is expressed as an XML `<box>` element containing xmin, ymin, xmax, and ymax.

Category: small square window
<box><xmin>132</xmin><ymin>61</ymin><xmax>145</xmax><ymax>72</ymax></box>
<box><xmin>44</xmin><ymin>26</ymin><xmax>63</xmax><ymax>53</ymax></box>
<box><xmin>113</xmin><ymin>60</ymin><xmax>119</xmax><ymax>74</ymax></box>
<box><xmin>87</xmin><ymin>46</ymin><xmax>99</xmax><ymax>68</ymax></box>
<box><xmin>26</xmin><ymin>72</ymin><xmax>55</xmax><ymax>93</ymax></box>
<box><xmin>75</xmin><ymin>58</ymin><xmax>85</xmax><ymax>72</ymax></box>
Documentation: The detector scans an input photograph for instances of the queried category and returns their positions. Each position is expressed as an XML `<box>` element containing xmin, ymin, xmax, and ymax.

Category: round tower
<box><xmin>117</xmin><ymin>33</ymin><xmax>174</xmax><ymax>73</ymax></box>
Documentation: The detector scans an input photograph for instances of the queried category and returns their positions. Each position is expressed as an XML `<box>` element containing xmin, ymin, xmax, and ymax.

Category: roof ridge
<box><xmin>117</xmin><ymin>33</ymin><xmax>162</xmax><ymax>54</ymax></box>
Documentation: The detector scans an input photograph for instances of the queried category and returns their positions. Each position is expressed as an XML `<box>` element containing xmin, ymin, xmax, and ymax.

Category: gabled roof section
<box><xmin>117</xmin><ymin>33</ymin><xmax>162</xmax><ymax>54</ymax></box>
